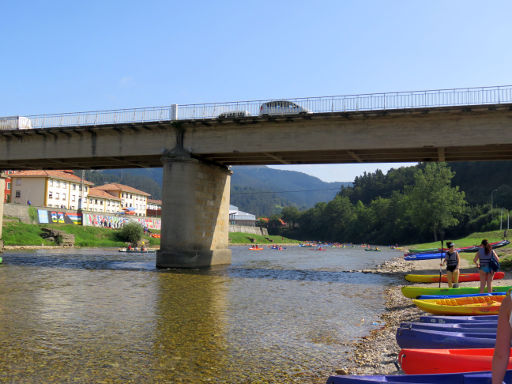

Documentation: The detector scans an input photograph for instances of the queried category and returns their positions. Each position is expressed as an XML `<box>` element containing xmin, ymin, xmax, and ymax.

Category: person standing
<box><xmin>473</xmin><ymin>239</ymin><xmax>500</xmax><ymax>293</ymax></box>
<box><xmin>440</xmin><ymin>241</ymin><xmax>460</xmax><ymax>288</ymax></box>
<box><xmin>492</xmin><ymin>289</ymin><xmax>512</xmax><ymax>383</ymax></box>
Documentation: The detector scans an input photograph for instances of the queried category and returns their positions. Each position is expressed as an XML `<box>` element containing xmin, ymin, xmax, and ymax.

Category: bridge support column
<box><xmin>0</xmin><ymin>176</ymin><xmax>4</xmax><ymax>251</ymax></box>
<box><xmin>156</xmin><ymin>152</ymin><xmax>232</xmax><ymax>268</ymax></box>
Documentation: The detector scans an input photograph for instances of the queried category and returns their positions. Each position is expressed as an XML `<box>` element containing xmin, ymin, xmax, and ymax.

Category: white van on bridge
<box><xmin>0</xmin><ymin>116</ymin><xmax>33</xmax><ymax>130</ymax></box>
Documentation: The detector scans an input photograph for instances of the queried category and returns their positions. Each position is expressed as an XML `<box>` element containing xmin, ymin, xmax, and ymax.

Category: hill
<box><xmin>82</xmin><ymin>166</ymin><xmax>351</xmax><ymax>216</ymax></box>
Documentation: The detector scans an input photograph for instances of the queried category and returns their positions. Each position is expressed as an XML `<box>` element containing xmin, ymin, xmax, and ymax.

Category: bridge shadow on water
<box><xmin>1</xmin><ymin>252</ymin><xmax>401</xmax><ymax>286</ymax></box>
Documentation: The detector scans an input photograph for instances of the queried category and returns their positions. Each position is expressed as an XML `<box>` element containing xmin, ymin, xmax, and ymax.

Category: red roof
<box><xmin>95</xmin><ymin>183</ymin><xmax>150</xmax><ymax>197</ymax></box>
<box><xmin>88</xmin><ymin>187</ymin><xmax>122</xmax><ymax>201</ymax></box>
<box><xmin>10</xmin><ymin>170</ymin><xmax>94</xmax><ymax>185</ymax></box>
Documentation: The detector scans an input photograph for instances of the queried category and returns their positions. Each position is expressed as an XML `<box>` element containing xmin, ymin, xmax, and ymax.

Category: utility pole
<box><xmin>79</xmin><ymin>170</ymin><xmax>85</xmax><ymax>211</ymax></box>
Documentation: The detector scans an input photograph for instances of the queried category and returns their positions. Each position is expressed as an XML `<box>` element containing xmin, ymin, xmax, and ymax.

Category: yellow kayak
<box><xmin>412</xmin><ymin>295</ymin><xmax>505</xmax><ymax>315</ymax></box>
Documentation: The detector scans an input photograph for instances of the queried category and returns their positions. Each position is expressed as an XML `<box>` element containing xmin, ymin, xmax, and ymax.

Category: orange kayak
<box><xmin>405</xmin><ymin>271</ymin><xmax>505</xmax><ymax>283</ymax></box>
<box><xmin>249</xmin><ymin>247</ymin><xmax>263</xmax><ymax>251</ymax></box>
<box><xmin>399</xmin><ymin>348</ymin><xmax>512</xmax><ymax>374</ymax></box>
<box><xmin>413</xmin><ymin>295</ymin><xmax>505</xmax><ymax>315</ymax></box>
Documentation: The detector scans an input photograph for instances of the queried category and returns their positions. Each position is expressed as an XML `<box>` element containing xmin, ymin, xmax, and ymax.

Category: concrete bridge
<box><xmin>1</xmin><ymin>85</ymin><xmax>512</xmax><ymax>267</ymax></box>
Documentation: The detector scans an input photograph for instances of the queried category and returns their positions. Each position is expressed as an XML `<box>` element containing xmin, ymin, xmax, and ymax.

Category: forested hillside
<box><xmin>81</xmin><ymin>166</ymin><xmax>350</xmax><ymax>216</ymax></box>
<box><xmin>279</xmin><ymin>162</ymin><xmax>512</xmax><ymax>244</ymax></box>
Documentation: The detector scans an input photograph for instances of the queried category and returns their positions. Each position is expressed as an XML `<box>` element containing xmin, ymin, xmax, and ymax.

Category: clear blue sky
<box><xmin>2</xmin><ymin>1</ymin><xmax>512</xmax><ymax>182</ymax></box>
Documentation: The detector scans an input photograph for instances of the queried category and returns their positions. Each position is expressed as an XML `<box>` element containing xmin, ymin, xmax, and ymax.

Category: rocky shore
<box><xmin>333</xmin><ymin>250</ymin><xmax>511</xmax><ymax>376</ymax></box>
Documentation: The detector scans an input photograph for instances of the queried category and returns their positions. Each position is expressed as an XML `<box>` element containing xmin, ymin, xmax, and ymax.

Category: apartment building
<box><xmin>86</xmin><ymin>187</ymin><xmax>122</xmax><ymax>214</ymax></box>
<box><xmin>10</xmin><ymin>170</ymin><xmax>93</xmax><ymax>209</ymax></box>
<box><xmin>94</xmin><ymin>183</ymin><xmax>150</xmax><ymax>216</ymax></box>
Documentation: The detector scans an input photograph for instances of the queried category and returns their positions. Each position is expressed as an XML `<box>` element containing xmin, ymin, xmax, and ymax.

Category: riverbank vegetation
<box><xmin>271</xmin><ymin>162</ymin><xmax>510</xmax><ymax>245</ymax></box>
<box><xmin>228</xmin><ymin>232</ymin><xmax>300</xmax><ymax>245</ymax></box>
<box><xmin>2</xmin><ymin>219</ymin><xmax>161</xmax><ymax>248</ymax></box>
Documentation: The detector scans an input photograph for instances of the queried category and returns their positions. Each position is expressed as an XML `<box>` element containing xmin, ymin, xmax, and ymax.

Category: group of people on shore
<box><xmin>437</xmin><ymin>239</ymin><xmax>508</xmax><ymax>383</ymax></box>
<box><xmin>440</xmin><ymin>239</ymin><xmax>500</xmax><ymax>293</ymax></box>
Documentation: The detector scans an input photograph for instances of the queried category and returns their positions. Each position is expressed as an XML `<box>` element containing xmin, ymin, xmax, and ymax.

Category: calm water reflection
<box><xmin>0</xmin><ymin>246</ymin><xmax>400</xmax><ymax>383</ymax></box>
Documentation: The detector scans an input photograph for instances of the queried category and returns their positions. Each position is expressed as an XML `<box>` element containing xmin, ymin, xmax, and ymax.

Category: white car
<box><xmin>259</xmin><ymin>100</ymin><xmax>311</xmax><ymax>116</ymax></box>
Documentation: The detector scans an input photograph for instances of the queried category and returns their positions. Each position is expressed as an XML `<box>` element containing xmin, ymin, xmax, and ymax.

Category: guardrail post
<box><xmin>170</xmin><ymin>104</ymin><xmax>178</xmax><ymax>121</ymax></box>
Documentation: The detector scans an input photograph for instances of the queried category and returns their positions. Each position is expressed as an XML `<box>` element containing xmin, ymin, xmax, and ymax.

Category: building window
<box><xmin>85</xmin><ymin>186</ymin><xmax>88</xmax><ymax>192</ymax></box>
<box><xmin>16</xmin><ymin>179</ymin><xmax>21</xmax><ymax>186</ymax></box>
<box><xmin>72</xmin><ymin>195</ymin><xmax>75</xmax><ymax>202</ymax></box>
<box><xmin>56</xmin><ymin>181</ymin><xmax>60</xmax><ymax>187</ymax></box>
<box><xmin>72</xmin><ymin>184</ymin><xmax>76</xmax><ymax>190</ymax></box>
<box><xmin>50</xmin><ymin>179</ymin><xmax>53</xmax><ymax>186</ymax></box>
<box><xmin>49</xmin><ymin>191</ymin><xmax>53</xmax><ymax>199</ymax></box>
<box><xmin>7</xmin><ymin>182</ymin><xmax>11</xmax><ymax>190</ymax></box>
<box><xmin>56</xmin><ymin>192</ymin><xmax>60</xmax><ymax>199</ymax></box>
<box><xmin>15</xmin><ymin>190</ymin><xmax>21</xmax><ymax>198</ymax></box>
<box><xmin>62</xmin><ymin>193</ymin><xmax>66</xmax><ymax>200</ymax></box>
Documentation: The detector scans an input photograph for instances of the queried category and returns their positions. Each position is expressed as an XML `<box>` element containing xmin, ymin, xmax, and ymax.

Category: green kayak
<box><xmin>402</xmin><ymin>285</ymin><xmax>512</xmax><ymax>299</ymax></box>
<box><xmin>0</xmin><ymin>256</ymin><xmax>2</xmax><ymax>263</ymax></box>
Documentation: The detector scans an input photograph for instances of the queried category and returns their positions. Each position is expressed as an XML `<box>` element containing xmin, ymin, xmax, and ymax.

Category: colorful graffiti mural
<box><xmin>82</xmin><ymin>213</ymin><xmax>161</xmax><ymax>230</ymax></box>
<box><xmin>37</xmin><ymin>209</ymin><xmax>82</xmax><ymax>225</ymax></box>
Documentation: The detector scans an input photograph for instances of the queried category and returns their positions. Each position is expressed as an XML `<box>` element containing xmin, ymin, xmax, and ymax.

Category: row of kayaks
<box><xmin>404</xmin><ymin>239</ymin><xmax>510</xmax><ymax>260</ymax></box>
<box><xmin>328</xmin><ymin>312</ymin><xmax>511</xmax><ymax>383</ymax></box>
<box><xmin>327</xmin><ymin>283</ymin><xmax>511</xmax><ymax>381</ymax></box>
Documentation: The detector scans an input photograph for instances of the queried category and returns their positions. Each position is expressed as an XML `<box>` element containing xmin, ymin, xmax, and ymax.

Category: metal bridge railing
<box><xmin>5</xmin><ymin>85</ymin><xmax>512</xmax><ymax>129</ymax></box>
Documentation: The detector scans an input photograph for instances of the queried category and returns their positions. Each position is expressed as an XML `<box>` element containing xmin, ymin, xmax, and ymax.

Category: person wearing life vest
<box><xmin>440</xmin><ymin>241</ymin><xmax>460</xmax><ymax>288</ymax></box>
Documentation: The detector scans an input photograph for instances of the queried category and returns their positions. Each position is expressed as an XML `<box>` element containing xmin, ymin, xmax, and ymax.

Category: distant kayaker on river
<box><xmin>473</xmin><ymin>239</ymin><xmax>500</xmax><ymax>293</ymax></box>
<box><xmin>492</xmin><ymin>289</ymin><xmax>512</xmax><ymax>383</ymax></box>
<box><xmin>440</xmin><ymin>241</ymin><xmax>460</xmax><ymax>288</ymax></box>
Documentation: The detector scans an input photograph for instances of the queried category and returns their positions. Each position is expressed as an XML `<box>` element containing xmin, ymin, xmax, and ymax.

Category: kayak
<box><xmin>119</xmin><ymin>249</ymin><xmax>153</xmax><ymax>253</ymax></box>
<box><xmin>248</xmin><ymin>247</ymin><xmax>263</xmax><ymax>251</ymax></box>
<box><xmin>400</xmin><ymin>323</ymin><xmax>496</xmax><ymax>334</ymax></box>
<box><xmin>326</xmin><ymin>370</ymin><xmax>512</xmax><ymax>383</ymax></box>
<box><xmin>396</xmin><ymin>327</ymin><xmax>501</xmax><ymax>348</ymax></box>
<box><xmin>401</xmin><ymin>285</ymin><xmax>512</xmax><ymax>299</ymax></box>
<box><xmin>412</xmin><ymin>295</ymin><xmax>504</xmax><ymax>315</ymax></box>
<box><xmin>418</xmin><ymin>292</ymin><xmax>506</xmax><ymax>300</ymax></box>
<box><xmin>364</xmin><ymin>248</ymin><xmax>381</xmax><ymax>252</ymax></box>
<box><xmin>400</xmin><ymin>321</ymin><xmax>497</xmax><ymax>332</ymax></box>
<box><xmin>420</xmin><ymin>315</ymin><xmax>498</xmax><ymax>323</ymax></box>
<box><xmin>398</xmin><ymin>348</ymin><xmax>512</xmax><ymax>374</ymax></box>
<box><xmin>405</xmin><ymin>240</ymin><xmax>510</xmax><ymax>260</ymax></box>
<box><xmin>405</xmin><ymin>271</ymin><xmax>504</xmax><ymax>283</ymax></box>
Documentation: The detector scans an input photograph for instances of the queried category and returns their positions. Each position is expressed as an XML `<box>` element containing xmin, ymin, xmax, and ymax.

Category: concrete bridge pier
<box><xmin>156</xmin><ymin>151</ymin><xmax>232</xmax><ymax>268</ymax></box>
<box><xmin>0</xmin><ymin>176</ymin><xmax>4</xmax><ymax>251</ymax></box>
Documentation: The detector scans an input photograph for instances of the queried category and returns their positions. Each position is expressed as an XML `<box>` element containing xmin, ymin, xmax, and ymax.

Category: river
<box><xmin>0</xmin><ymin>246</ymin><xmax>401</xmax><ymax>383</ymax></box>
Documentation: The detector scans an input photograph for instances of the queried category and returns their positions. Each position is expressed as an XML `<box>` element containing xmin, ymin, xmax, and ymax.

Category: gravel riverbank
<box><xmin>331</xmin><ymin>250</ymin><xmax>512</xmax><ymax>377</ymax></box>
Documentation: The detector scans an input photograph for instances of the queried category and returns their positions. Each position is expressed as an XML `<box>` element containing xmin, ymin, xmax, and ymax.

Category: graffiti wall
<box><xmin>82</xmin><ymin>213</ymin><xmax>161</xmax><ymax>230</ymax></box>
<box><xmin>37</xmin><ymin>209</ymin><xmax>82</xmax><ymax>225</ymax></box>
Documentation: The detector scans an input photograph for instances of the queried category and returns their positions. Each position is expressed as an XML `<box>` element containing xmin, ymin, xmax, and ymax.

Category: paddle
<box><xmin>439</xmin><ymin>234</ymin><xmax>444</xmax><ymax>288</ymax></box>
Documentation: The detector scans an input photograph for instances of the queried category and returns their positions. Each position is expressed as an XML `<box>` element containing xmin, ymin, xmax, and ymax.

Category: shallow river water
<box><xmin>0</xmin><ymin>246</ymin><xmax>401</xmax><ymax>383</ymax></box>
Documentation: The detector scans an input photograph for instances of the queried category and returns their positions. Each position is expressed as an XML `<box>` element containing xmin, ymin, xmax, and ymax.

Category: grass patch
<box><xmin>2</xmin><ymin>221</ymin><xmax>160</xmax><ymax>248</ymax></box>
<box><xmin>229</xmin><ymin>232</ymin><xmax>300</xmax><ymax>244</ymax></box>
<box><xmin>2</xmin><ymin>221</ymin><xmax>54</xmax><ymax>246</ymax></box>
<box><xmin>407</xmin><ymin>230</ymin><xmax>507</xmax><ymax>250</ymax></box>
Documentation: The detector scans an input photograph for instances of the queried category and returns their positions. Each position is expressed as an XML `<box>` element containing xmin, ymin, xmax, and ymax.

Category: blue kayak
<box><xmin>400</xmin><ymin>321</ymin><xmax>496</xmax><ymax>333</ymax></box>
<box><xmin>396</xmin><ymin>327</ymin><xmax>500</xmax><ymax>348</ymax></box>
<box><xmin>404</xmin><ymin>252</ymin><xmax>445</xmax><ymax>261</ymax></box>
<box><xmin>420</xmin><ymin>315</ymin><xmax>498</xmax><ymax>323</ymax></box>
<box><xmin>418</xmin><ymin>292</ymin><xmax>506</xmax><ymax>300</ymax></box>
<box><xmin>326</xmin><ymin>370</ymin><xmax>512</xmax><ymax>383</ymax></box>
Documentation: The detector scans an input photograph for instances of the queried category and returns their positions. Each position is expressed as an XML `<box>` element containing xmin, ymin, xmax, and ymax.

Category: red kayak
<box><xmin>405</xmin><ymin>271</ymin><xmax>505</xmax><ymax>283</ymax></box>
<box><xmin>399</xmin><ymin>348</ymin><xmax>512</xmax><ymax>374</ymax></box>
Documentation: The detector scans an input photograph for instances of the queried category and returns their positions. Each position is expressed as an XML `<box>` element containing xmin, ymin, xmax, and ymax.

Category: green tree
<box><xmin>405</xmin><ymin>163</ymin><xmax>467</xmax><ymax>241</ymax></box>
<box><xmin>118</xmin><ymin>222</ymin><xmax>143</xmax><ymax>245</ymax></box>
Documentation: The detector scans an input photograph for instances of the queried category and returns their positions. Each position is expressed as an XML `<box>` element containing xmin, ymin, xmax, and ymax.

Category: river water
<box><xmin>0</xmin><ymin>246</ymin><xmax>401</xmax><ymax>383</ymax></box>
